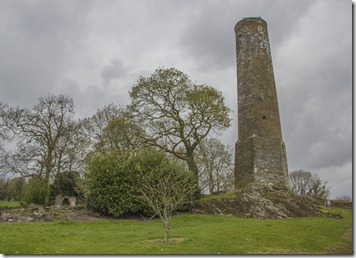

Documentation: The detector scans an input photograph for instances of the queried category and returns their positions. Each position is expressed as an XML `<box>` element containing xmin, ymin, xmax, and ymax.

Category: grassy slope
<box><xmin>0</xmin><ymin>207</ymin><xmax>352</xmax><ymax>254</ymax></box>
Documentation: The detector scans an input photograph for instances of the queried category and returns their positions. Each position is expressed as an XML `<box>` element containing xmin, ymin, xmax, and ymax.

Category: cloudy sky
<box><xmin>0</xmin><ymin>0</ymin><xmax>352</xmax><ymax>198</ymax></box>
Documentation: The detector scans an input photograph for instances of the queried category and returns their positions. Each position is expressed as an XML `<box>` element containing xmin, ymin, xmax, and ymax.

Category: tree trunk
<box><xmin>186</xmin><ymin>155</ymin><xmax>199</xmax><ymax>185</ymax></box>
<box><xmin>44</xmin><ymin>149</ymin><xmax>53</xmax><ymax>205</ymax></box>
<box><xmin>164</xmin><ymin>221</ymin><xmax>169</xmax><ymax>243</ymax></box>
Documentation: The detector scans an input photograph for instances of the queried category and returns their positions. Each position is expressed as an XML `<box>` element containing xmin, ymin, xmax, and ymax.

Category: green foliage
<box><xmin>200</xmin><ymin>191</ymin><xmax>237</xmax><ymax>201</ymax></box>
<box><xmin>0</xmin><ymin>178</ymin><xmax>7</xmax><ymax>200</ymax></box>
<box><xmin>50</xmin><ymin>171</ymin><xmax>83</xmax><ymax>201</ymax></box>
<box><xmin>85</xmin><ymin>151</ymin><xmax>142</xmax><ymax>217</ymax></box>
<box><xmin>137</xmin><ymin>155</ymin><xmax>198</xmax><ymax>212</ymax></box>
<box><xmin>95</xmin><ymin>115</ymin><xmax>144</xmax><ymax>153</ymax></box>
<box><xmin>22</xmin><ymin>177</ymin><xmax>48</xmax><ymax>205</ymax></box>
<box><xmin>0</xmin><ymin>201</ymin><xmax>22</xmax><ymax>208</ymax></box>
<box><xmin>137</xmin><ymin>153</ymin><xmax>198</xmax><ymax>242</ymax></box>
<box><xmin>85</xmin><ymin>148</ymin><xmax>198</xmax><ymax>218</ymax></box>
<box><xmin>128</xmin><ymin>67</ymin><xmax>231</xmax><ymax>178</ymax></box>
<box><xmin>7</xmin><ymin>177</ymin><xmax>27</xmax><ymax>201</ymax></box>
<box><xmin>0</xmin><ymin>210</ymin><xmax>352</xmax><ymax>254</ymax></box>
<box><xmin>0</xmin><ymin>177</ymin><xmax>27</xmax><ymax>201</ymax></box>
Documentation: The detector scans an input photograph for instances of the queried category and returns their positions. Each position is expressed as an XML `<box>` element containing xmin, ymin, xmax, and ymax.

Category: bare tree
<box><xmin>129</xmin><ymin>68</ymin><xmax>231</xmax><ymax>183</ymax></box>
<box><xmin>308</xmin><ymin>174</ymin><xmax>331</xmax><ymax>199</ymax></box>
<box><xmin>195</xmin><ymin>138</ymin><xmax>234</xmax><ymax>194</ymax></box>
<box><xmin>4</xmin><ymin>95</ymin><xmax>77</xmax><ymax>203</ymax></box>
<box><xmin>81</xmin><ymin>104</ymin><xmax>124</xmax><ymax>150</ymax></box>
<box><xmin>137</xmin><ymin>161</ymin><xmax>197</xmax><ymax>243</ymax></box>
<box><xmin>289</xmin><ymin>170</ymin><xmax>330</xmax><ymax>199</ymax></box>
<box><xmin>0</xmin><ymin>101</ymin><xmax>12</xmax><ymax>177</ymax></box>
<box><xmin>0</xmin><ymin>101</ymin><xmax>10</xmax><ymax>142</ymax></box>
<box><xmin>289</xmin><ymin>170</ymin><xmax>313</xmax><ymax>195</ymax></box>
<box><xmin>335</xmin><ymin>195</ymin><xmax>352</xmax><ymax>201</ymax></box>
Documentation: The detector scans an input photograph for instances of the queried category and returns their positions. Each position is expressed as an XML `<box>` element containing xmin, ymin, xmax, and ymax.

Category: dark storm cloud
<box><xmin>274</xmin><ymin>0</ymin><xmax>351</xmax><ymax>176</ymax></box>
<box><xmin>0</xmin><ymin>0</ymin><xmax>351</xmax><ymax>198</ymax></box>
<box><xmin>179</xmin><ymin>0</ymin><xmax>313</xmax><ymax>72</ymax></box>
<box><xmin>0</xmin><ymin>0</ymin><xmax>91</xmax><ymax>107</ymax></box>
<box><xmin>100</xmin><ymin>59</ymin><xmax>129</xmax><ymax>86</ymax></box>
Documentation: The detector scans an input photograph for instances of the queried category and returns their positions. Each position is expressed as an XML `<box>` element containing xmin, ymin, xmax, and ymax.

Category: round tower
<box><xmin>234</xmin><ymin>17</ymin><xmax>288</xmax><ymax>190</ymax></box>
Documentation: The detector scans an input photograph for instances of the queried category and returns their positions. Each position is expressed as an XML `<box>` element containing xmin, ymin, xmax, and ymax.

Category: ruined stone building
<box><xmin>234</xmin><ymin>17</ymin><xmax>288</xmax><ymax>190</ymax></box>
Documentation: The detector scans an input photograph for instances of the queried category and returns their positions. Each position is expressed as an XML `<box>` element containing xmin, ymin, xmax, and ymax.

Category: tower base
<box><xmin>235</xmin><ymin>136</ymin><xmax>288</xmax><ymax>190</ymax></box>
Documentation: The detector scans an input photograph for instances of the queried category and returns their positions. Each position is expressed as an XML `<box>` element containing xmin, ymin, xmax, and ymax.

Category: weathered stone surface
<box><xmin>0</xmin><ymin>205</ymin><xmax>101</xmax><ymax>223</ymax></box>
<box><xmin>1</xmin><ymin>213</ymin><xmax>12</xmax><ymax>221</ymax></box>
<box><xmin>234</xmin><ymin>17</ymin><xmax>288</xmax><ymax>189</ymax></box>
<box><xmin>193</xmin><ymin>184</ymin><xmax>325</xmax><ymax>219</ymax></box>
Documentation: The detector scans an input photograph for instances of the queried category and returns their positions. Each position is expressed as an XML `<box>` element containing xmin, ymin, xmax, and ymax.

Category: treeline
<box><xmin>0</xmin><ymin>68</ymin><xmax>234</xmax><ymax>214</ymax></box>
<box><xmin>0</xmin><ymin>67</ymin><xmax>333</xmax><ymax>216</ymax></box>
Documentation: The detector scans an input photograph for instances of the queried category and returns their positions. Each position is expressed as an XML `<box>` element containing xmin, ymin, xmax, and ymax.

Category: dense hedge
<box><xmin>85</xmin><ymin>149</ymin><xmax>195</xmax><ymax>217</ymax></box>
<box><xmin>86</xmin><ymin>151</ymin><xmax>141</xmax><ymax>217</ymax></box>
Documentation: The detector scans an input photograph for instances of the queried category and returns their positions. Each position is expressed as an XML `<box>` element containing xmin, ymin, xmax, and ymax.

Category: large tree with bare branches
<box><xmin>4</xmin><ymin>95</ymin><xmax>78</xmax><ymax>203</ymax></box>
<box><xmin>128</xmin><ymin>68</ymin><xmax>231</xmax><ymax>184</ymax></box>
<box><xmin>195</xmin><ymin>138</ymin><xmax>234</xmax><ymax>194</ymax></box>
<box><xmin>289</xmin><ymin>170</ymin><xmax>330</xmax><ymax>199</ymax></box>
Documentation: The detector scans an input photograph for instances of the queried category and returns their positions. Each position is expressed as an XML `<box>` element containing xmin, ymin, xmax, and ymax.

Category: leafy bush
<box><xmin>85</xmin><ymin>149</ymin><xmax>198</xmax><ymax>217</ymax></box>
<box><xmin>22</xmin><ymin>177</ymin><xmax>48</xmax><ymax>205</ymax></box>
<box><xmin>85</xmin><ymin>151</ymin><xmax>142</xmax><ymax>217</ymax></box>
<box><xmin>50</xmin><ymin>171</ymin><xmax>84</xmax><ymax>202</ymax></box>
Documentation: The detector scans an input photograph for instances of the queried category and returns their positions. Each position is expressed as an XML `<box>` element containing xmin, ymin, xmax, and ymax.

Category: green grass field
<box><xmin>0</xmin><ymin>207</ymin><xmax>352</xmax><ymax>254</ymax></box>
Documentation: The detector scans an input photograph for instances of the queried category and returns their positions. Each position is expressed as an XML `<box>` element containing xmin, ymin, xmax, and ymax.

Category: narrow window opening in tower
<box><xmin>239</xmin><ymin>34</ymin><xmax>242</xmax><ymax>37</ymax></box>
<box><xmin>263</xmin><ymin>116</ymin><xmax>266</xmax><ymax>119</ymax></box>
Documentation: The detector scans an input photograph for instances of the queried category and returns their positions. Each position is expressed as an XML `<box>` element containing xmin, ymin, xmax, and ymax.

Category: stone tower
<box><xmin>234</xmin><ymin>17</ymin><xmax>288</xmax><ymax>190</ymax></box>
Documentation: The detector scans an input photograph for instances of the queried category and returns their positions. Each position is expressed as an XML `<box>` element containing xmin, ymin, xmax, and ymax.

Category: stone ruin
<box><xmin>234</xmin><ymin>17</ymin><xmax>288</xmax><ymax>190</ymax></box>
<box><xmin>192</xmin><ymin>17</ymin><xmax>326</xmax><ymax>219</ymax></box>
<box><xmin>54</xmin><ymin>194</ymin><xmax>77</xmax><ymax>207</ymax></box>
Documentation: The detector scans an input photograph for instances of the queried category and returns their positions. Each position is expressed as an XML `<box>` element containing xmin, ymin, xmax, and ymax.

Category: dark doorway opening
<box><xmin>62</xmin><ymin>198</ymin><xmax>70</xmax><ymax>206</ymax></box>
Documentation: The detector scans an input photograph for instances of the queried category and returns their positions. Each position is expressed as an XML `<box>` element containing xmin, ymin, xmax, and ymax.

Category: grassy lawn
<box><xmin>0</xmin><ymin>207</ymin><xmax>352</xmax><ymax>254</ymax></box>
<box><xmin>0</xmin><ymin>201</ymin><xmax>22</xmax><ymax>208</ymax></box>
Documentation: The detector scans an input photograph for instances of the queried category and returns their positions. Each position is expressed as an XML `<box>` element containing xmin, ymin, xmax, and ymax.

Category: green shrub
<box><xmin>50</xmin><ymin>171</ymin><xmax>84</xmax><ymax>203</ymax></box>
<box><xmin>85</xmin><ymin>151</ymin><xmax>146</xmax><ymax>217</ymax></box>
<box><xmin>85</xmin><ymin>149</ymin><xmax>198</xmax><ymax>217</ymax></box>
<box><xmin>22</xmin><ymin>177</ymin><xmax>48</xmax><ymax>205</ymax></box>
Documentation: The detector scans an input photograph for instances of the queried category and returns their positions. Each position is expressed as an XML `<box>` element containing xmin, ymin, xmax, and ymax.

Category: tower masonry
<box><xmin>234</xmin><ymin>17</ymin><xmax>288</xmax><ymax>190</ymax></box>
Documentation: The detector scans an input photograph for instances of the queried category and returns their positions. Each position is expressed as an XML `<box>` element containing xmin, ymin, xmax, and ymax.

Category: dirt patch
<box><xmin>326</xmin><ymin>228</ymin><xmax>353</xmax><ymax>254</ymax></box>
<box><xmin>141</xmin><ymin>238</ymin><xmax>188</xmax><ymax>244</ymax></box>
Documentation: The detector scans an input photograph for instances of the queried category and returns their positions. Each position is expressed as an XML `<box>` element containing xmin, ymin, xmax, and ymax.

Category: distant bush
<box><xmin>22</xmin><ymin>177</ymin><xmax>48</xmax><ymax>205</ymax></box>
<box><xmin>50</xmin><ymin>171</ymin><xmax>84</xmax><ymax>203</ymax></box>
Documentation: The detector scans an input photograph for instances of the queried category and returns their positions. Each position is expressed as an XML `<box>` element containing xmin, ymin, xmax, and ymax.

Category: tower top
<box><xmin>234</xmin><ymin>17</ymin><xmax>267</xmax><ymax>33</ymax></box>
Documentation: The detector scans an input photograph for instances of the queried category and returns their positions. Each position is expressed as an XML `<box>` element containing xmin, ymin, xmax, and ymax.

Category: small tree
<box><xmin>137</xmin><ymin>156</ymin><xmax>197</xmax><ymax>243</ymax></box>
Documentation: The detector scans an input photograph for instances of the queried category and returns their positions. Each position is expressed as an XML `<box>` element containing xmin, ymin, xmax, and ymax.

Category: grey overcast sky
<box><xmin>0</xmin><ymin>0</ymin><xmax>352</xmax><ymax>198</ymax></box>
